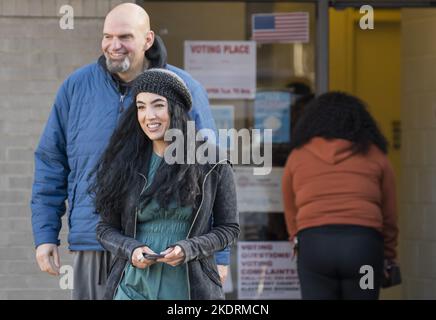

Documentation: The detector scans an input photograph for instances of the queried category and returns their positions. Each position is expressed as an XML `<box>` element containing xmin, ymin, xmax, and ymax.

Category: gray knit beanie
<box><xmin>132</xmin><ymin>68</ymin><xmax>192</xmax><ymax>111</ymax></box>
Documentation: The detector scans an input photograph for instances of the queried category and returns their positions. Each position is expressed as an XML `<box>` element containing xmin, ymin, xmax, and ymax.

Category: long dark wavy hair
<box><xmin>89</xmin><ymin>98</ymin><xmax>203</xmax><ymax>219</ymax></box>
<box><xmin>291</xmin><ymin>91</ymin><xmax>388</xmax><ymax>154</ymax></box>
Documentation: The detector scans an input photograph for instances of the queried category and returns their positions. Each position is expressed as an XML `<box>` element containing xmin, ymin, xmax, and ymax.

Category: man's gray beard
<box><xmin>105</xmin><ymin>56</ymin><xmax>130</xmax><ymax>73</ymax></box>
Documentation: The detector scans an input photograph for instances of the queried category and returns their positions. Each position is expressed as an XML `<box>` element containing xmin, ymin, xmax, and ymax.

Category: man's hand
<box><xmin>131</xmin><ymin>246</ymin><xmax>157</xmax><ymax>269</ymax></box>
<box><xmin>36</xmin><ymin>243</ymin><xmax>60</xmax><ymax>276</ymax></box>
<box><xmin>217</xmin><ymin>265</ymin><xmax>228</xmax><ymax>285</ymax></box>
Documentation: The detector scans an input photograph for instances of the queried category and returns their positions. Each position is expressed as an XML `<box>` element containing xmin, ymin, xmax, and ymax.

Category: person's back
<box><xmin>282</xmin><ymin>91</ymin><xmax>399</xmax><ymax>300</ymax></box>
<box><xmin>285</xmin><ymin>137</ymin><xmax>396</xmax><ymax>250</ymax></box>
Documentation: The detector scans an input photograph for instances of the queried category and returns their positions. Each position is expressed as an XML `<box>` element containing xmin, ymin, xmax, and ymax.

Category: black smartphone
<box><xmin>143</xmin><ymin>253</ymin><xmax>166</xmax><ymax>260</ymax></box>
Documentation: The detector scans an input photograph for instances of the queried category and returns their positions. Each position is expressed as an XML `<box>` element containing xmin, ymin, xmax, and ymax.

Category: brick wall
<box><xmin>0</xmin><ymin>0</ymin><xmax>130</xmax><ymax>300</ymax></box>
<box><xmin>401</xmin><ymin>8</ymin><xmax>436</xmax><ymax>299</ymax></box>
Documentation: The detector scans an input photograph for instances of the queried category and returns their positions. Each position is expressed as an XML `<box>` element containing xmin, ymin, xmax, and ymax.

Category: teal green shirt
<box><xmin>114</xmin><ymin>152</ymin><xmax>192</xmax><ymax>300</ymax></box>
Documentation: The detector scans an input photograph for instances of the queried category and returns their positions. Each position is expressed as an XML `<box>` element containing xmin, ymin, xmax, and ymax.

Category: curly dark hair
<box><xmin>291</xmin><ymin>91</ymin><xmax>388</xmax><ymax>154</ymax></box>
<box><xmin>88</xmin><ymin>99</ymin><xmax>203</xmax><ymax>219</ymax></box>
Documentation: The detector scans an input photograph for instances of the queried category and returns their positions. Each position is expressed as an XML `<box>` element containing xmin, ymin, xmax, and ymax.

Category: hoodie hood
<box><xmin>303</xmin><ymin>137</ymin><xmax>356</xmax><ymax>165</ymax></box>
<box><xmin>144</xmin><ymin>35</ymin><xmax>167</xmax><ymax>68</ymax></box>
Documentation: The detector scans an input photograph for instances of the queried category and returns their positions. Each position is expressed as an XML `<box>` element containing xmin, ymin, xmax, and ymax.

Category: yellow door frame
<box><xmin>329</xmin><ymin>8</ymin><xmax>400</xmax><ymax>93</ymax></box>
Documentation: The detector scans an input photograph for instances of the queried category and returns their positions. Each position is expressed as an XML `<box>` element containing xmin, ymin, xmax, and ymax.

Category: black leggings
<box><xmin>297</xmin><ymin>225</ymin><xmax>384</xmax><ymax>300</ymax></box>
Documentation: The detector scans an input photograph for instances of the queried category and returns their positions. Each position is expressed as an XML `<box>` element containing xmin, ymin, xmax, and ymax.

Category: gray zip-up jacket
<box><xmin>96</xmin><ymin>159</ymin><xmax>239</xmax><ymax>300</ymax></box>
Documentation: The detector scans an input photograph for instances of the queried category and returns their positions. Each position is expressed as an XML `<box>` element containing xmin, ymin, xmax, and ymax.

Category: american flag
<box><xmin>252</xmin><ymin>12</ymin><xmax>309</xmax><ymax>43</ymax></box>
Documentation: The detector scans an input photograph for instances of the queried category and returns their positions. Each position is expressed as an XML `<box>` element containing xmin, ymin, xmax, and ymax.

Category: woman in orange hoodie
<box><xmin>282</xmin><ymin>92</ymin><xmax>399</xmax><ymax>300</ymax></box>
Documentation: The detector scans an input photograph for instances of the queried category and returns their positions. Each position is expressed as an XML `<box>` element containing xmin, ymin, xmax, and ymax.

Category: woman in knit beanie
<box><xmin>90</xmin><ymin>68</ymin><xmax>239</xmax><ymax>300</ymax></box>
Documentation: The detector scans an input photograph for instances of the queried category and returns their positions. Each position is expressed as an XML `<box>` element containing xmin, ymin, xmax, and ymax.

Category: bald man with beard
<box><xmin>31</xmin><ymin>3</ymin><xmax>229</xmax><ymax>300</ymax></box>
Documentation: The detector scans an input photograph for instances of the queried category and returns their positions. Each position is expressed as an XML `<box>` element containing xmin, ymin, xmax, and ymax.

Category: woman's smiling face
<box><xmin>136</xmin><ymin>92</ymin><xmax>170</xmax><ymax>142</ymax></box>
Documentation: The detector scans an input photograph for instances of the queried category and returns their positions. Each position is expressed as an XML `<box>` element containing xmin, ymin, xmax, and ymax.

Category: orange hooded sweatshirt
<box><xmin>282</xmin><ymin>137</ymin><xmax>398</xmax><ymax>259</ymax></box>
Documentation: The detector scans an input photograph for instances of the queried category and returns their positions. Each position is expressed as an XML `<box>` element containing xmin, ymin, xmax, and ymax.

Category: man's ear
<box><xmin>144</xmin><ymin>30</ymin><xmax>155</xmax><ymax>51</ymax></box>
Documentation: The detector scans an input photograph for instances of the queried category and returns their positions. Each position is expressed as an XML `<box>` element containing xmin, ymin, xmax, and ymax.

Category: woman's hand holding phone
<box><xmin>157</xmin><ymin>246</ymin><xmax>185</xmax><ymax>266</ymax></box>
<box><xmin>143</xmin><ymin>253</ymin><xmax>166</xmax><ymax>260</ymax></box>
<box><xmin>131</xmin><ymin>246</ymin><xmax>158</xmax><ymax>269</ymax></box>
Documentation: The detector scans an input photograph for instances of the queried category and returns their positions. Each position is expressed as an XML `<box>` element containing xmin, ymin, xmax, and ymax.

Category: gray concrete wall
<box><xmin>401</xmin><ymin>8</ymin><xmax>436</xmax><ymax>299</ymax></box>
<box><xmin>0</xmin><ymin>0</ymin><xmax>129</xmax><ymax>300</ymax></box>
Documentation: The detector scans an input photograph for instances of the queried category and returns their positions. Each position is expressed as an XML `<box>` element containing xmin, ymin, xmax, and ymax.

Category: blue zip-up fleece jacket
<box><xmin>30</xmin><ymin>36</ymin><xmax>230</xmax><ymax>262</ymax></box>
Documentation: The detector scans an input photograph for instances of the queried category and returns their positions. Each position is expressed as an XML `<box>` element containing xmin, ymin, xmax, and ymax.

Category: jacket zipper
<box><xmin>119</xmin><ymin>94</ymin><xmax>125</xmax><ymax>113</ymax></box>
<box><xmin>133</xmin><ymin>208</ymin><xmax>138</xmax><ymax>239</ymax></box>
<box><xmin>185</xmin><ymin>159</ymin><xmax>228</xmax><ymax>300</ymax></box>
<box><xmin>112</xmin><ymin>174</ymin><xmax>147</xmax><ymax>299</ymax></box>
<box><xmin>135</xmin><ymin>173</ymin><xmax>148</xmax><ymax>239</ymax></box>
<box><xmin>186</xmin><ymin>160</ymin><xmax>227</xmax><ymax>238</ymax></box>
